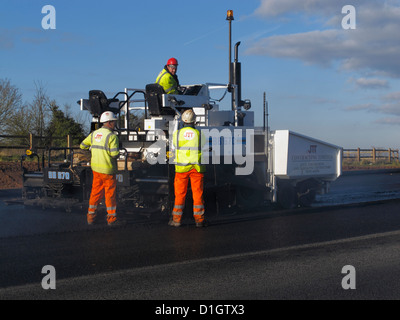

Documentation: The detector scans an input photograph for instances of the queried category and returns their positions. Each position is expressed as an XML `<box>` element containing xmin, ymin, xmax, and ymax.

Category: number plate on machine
<box><xmin>44</xmin><ymin>168</ymin><xmax>73</xmax><ymax>183</ymax></box>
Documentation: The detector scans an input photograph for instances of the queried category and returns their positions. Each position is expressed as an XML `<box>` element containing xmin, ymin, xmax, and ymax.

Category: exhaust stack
<box><xmin>226</xmin><ymin>10</ymin><xmax>242</xmax><ymax>112</ymax></box>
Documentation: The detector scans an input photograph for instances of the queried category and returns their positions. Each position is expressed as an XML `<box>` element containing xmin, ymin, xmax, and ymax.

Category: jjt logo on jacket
<box><xmin>183</xmin><ymin>130</ymin><xmax>195</xmax><ymax>140</ymax></box>
<box><xmin>94</xmin><ymin>133</ymin><xmax>103</xmax><ymax>142</ymax></box>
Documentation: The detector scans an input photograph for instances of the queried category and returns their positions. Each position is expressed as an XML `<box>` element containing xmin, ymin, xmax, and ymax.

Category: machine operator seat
<box><xmin>145</xmin><ymin>83</ymin><xmax>176</xmax><ymax>116</ymax></box>
<box><xmin>88</xmin><ymin>90</ymin><xmax>119</xmax><ymax>117</ymax></box>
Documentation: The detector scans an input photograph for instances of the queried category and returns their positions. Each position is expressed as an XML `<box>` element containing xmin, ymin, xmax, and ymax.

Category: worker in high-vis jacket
<box><xmin>80</xmin><ymin>111</ymin><xmax>120</xmax><ymax>226</ymax></box>
<box><xmin>155</xmin><ymin>57</ymin><xmax>180</xmax><ymax>94</ymax></box>
<box><xmin>171</xmin><ymin>109</ymin><xmax>206</xmax><ymax>227</ymax></box>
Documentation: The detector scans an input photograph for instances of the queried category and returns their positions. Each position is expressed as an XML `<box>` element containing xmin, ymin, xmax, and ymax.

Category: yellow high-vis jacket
<box><xmin>80</xmin><ymin>127</ymin><xmax>119</xmax><ymax>175</ymax></box>
<box><xmin>173</xmin><ymin>126</ymin><xmax>206</xmax><ymax>173</ymax></box>
<box><xmin>156</xmin><ymin>68</ymin><xmax>179</xmax><ymax>94</ymax></box>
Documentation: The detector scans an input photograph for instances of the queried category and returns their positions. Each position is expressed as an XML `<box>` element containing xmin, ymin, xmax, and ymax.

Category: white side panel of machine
<box><xmin>208</xmin><ymin>110</ymin><xmax>235</xmax><ymax>126</ymax></box>
<box><xmin>273</xmin><ymin>130</ymin><xmax>342</xmax><ymax>181</ymax></box>
<box><xmin>162</xmin><ymin>94</ymin><xmax>209</xmax><ymax>109</ymax></box>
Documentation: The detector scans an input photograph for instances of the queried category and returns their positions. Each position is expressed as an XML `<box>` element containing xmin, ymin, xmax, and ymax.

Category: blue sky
<box><xmin>1</xmin><ymin>0</ymin><xmax>400</xmax><ymax>149</ymax></box>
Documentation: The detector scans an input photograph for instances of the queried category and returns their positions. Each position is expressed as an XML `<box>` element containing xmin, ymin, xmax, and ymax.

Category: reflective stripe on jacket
<box><xmin>156</xmin><ymin>68</ymin><xmax>179</xmax><ymax>94</ymax></box>
<box><xmin>80</xmin><ymin>127</ymin><xmax>119</xmax><ymax>174</ymax></box>
<box><xmin>173</xmin><ymin>127</ymin><xmax>205</xmax><ymax>173</ymax></box>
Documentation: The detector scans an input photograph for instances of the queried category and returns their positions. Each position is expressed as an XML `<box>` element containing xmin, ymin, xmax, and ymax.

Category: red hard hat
<box><xmin>167</xmin><ymin>57</ymin><xmax>178</xmax><ymax>66</ymax></box>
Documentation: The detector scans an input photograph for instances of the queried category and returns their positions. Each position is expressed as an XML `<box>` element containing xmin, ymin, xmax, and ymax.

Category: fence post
<box><xmin>67</xmin><ymin>135</ymin><xmax>71</xmax><ymax>155</ymax></box>
<box><xmin>372</xmin><ymin>148</ymin><xmax>376</xmax><ymax>163</ymax></box>
<box><xmin>389</xmin><ymin>148</ymin><xmax>392</xmax><ymax>162</ymax></box>
<box><xmin>357</xmin><ymin>148</ymin><xmax>360</xmax><ymax>162</ymax></box>
<box><xmin>29</xmin><ymin>133</ymin><xmax>34</xmax><ymax>150</ymax></box>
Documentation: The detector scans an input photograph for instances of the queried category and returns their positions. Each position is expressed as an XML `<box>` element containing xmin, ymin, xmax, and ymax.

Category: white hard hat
<box><xmin>100</xmin><ymin>111</ymin><xmax>117</xmax><ymax>123</ymax></box>
<box><xmin>182</xmin><ymin>109</ymin><xmax>195</xmax><ymax>123</ymax></box>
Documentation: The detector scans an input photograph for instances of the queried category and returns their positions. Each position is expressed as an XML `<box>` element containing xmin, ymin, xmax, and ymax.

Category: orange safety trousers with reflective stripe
<box><xmin>172</xmin><ymin>168</ymin><xmax>205</xmax><ymax>224</ymax></box>
<box><xmin>87</xmin><ymin>171</ymin><xmax>117</xmax><ymax>224</ymax></box>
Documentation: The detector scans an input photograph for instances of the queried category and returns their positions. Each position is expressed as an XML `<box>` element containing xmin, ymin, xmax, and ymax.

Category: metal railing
<box><xmin>1</xmin><ymin>134</ymin><xmax>399</xmax><ymax>164</ymax></box>
<box><xmin>0</xmin><ymin>134</ymin><xmax>75</xmax><ymax>150</ymax></box>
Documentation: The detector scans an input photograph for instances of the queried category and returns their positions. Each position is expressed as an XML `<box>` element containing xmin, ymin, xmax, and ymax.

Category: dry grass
<box><xmin>342</xmin><ymin>159</ymin><xmax>400</xmax><ymax>171</ymax></box>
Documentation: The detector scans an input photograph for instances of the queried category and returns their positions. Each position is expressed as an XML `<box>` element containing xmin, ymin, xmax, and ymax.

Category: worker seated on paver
<box><xmin>155</xmin><ymin>57</ymin><xmax>181</xmax><ymax>94</ymax></box>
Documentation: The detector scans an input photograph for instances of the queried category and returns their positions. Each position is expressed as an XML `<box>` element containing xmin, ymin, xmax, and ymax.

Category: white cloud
<box><xmin>374</xmin><ymin>117</ymin><xmax>400</xmax><ymax>125</ymax></box>
<box><xmin>345</xmin><ymin>103</ymin><xmax>375</xmax><ymax>112</ymax></box>
<box><xmin>383</xmin><ymin>91</ymin><xmax>400</xmax><ymax>101</ymax></box>
<box><xmin>0</xmin><ymin>27</ymin><xmax>85</xmax><ymax>50</ymax></box>
<box><xmin>246</xmin><ymin>29</ymin><xmax>351</xmax><ymax>67</ymax></box>
<box><xmin>354</xmin><ymin>78</ymin><xmax>389</xmax><ymax>89</ymax></box>
<box><xmin>378</xmin><ymin>103</ymin><xmax>400</xmax><ymax>116</ymax></box>
<box><xmin>254</xmin><ymin>0</ymin><xmax>382</xmax><ymax>18</ymax></box>
<box><xmin>254</xmin><ymin>0</ymin><xmax>359</xmax><ymax>18</ymax></box>
<box><xmin>247</xmin><ymin>1</ymin><xmax>400</xmax><ymax>77</ymax></box>
<box><xmin>345</xmin><ymin>99</ymin><xmax>400</xmax><ymax>123</ymax></box>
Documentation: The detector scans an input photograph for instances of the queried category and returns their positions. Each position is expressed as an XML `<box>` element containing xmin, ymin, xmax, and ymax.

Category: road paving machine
<box><xmin>21</xmin><ymin>11</ymin><xmax>342</xmax><ymax>217</ymax></box>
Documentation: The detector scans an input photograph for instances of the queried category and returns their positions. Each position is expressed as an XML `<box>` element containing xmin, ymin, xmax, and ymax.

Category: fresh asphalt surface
<box><xmin>1</xmin><ymin>169</ymin><xmax>400</xmax><ymax>301</ymax></box>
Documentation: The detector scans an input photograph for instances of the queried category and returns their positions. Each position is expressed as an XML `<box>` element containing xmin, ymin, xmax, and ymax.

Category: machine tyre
<box><xmin>235</xmin><ymin>186</ymin><xmax>264</xmax><ymax>209</ymax></box>
<box><xmin>297</xmin><ymin>188</ymin><xmax>316</xmax><ymax>207</ymax></box>
<box><xmin>296</xmin><ymin>179</ymin><xmax>318</xmax><ymax>207</ymax></box>
<box><xmin>277</xmin><ymin>182</ymin><xmax>297</xmax><ymax>209</ymax></box>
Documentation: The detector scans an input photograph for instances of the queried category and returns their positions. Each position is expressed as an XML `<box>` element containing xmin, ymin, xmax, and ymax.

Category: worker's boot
<box><xmin>194</xmin><ymin>214</ymin><xmax>207</xmax><ymax>227</ymax></box>
<box><xmin>195</xmin><ymin>220</ymin><xmax>208</xmax><ymax>228</ymax></box>
<box><xmin>168</xmin><ymin>216</ymin><xmax>181</xmax><ymax>227</ymax></box>
<box><xmin>87</xmin><ymin>213</ymin><xmax>97</xmax><ymax>225</ymax></box>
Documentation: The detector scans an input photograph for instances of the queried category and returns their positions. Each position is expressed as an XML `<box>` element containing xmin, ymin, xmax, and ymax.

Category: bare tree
<box><xmin>29</xmin><ymin>81</ymin><xmax>51</xmax><ymax>137</ymax></box>
<box><xmin>4</xmin><ymin>81</ymin><xmax>51</xmax><ymax>147</ymax></box>
<box><xmin>0</xmin><ymin>78</ymin><xmax>22</xmax><ymax>128</ymax></box>
<box><xmin>5</xmin><ymin>104</ymin><xmax>34</xmax><ymax>146</ymax></box>
<box><xmin>2</xmin><ymin>80</ymin><xmax>84</xmax><ymax>148</ymax></box>
<box><xmin>64</xmin><ymin>103</ymin><xmax>90</xmax><ymax>135</ymax></box>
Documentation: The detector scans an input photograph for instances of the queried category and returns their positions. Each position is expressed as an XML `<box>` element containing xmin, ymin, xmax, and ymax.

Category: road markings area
<box><xmin>1</xmin><ymin>228</ymin><xmax>400</xmax><ymax>299</ymax></box>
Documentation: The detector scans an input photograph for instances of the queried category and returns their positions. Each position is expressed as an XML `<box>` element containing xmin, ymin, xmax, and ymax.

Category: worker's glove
<box><xmin>177</xmin><ymin>86</ymin><xmax>186</xmax><ymax>95</ymax></box>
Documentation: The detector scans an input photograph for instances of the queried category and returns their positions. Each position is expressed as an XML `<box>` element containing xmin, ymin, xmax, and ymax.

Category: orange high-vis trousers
<box><xmin>172</xmin><ymin>168</ymin><xmax>205</xmax><ymax>224</ymax></box>
<box><xmin>87</xmin><ymin>171</ymin><xmax>117</xmax><ymax>224</ymax></box>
